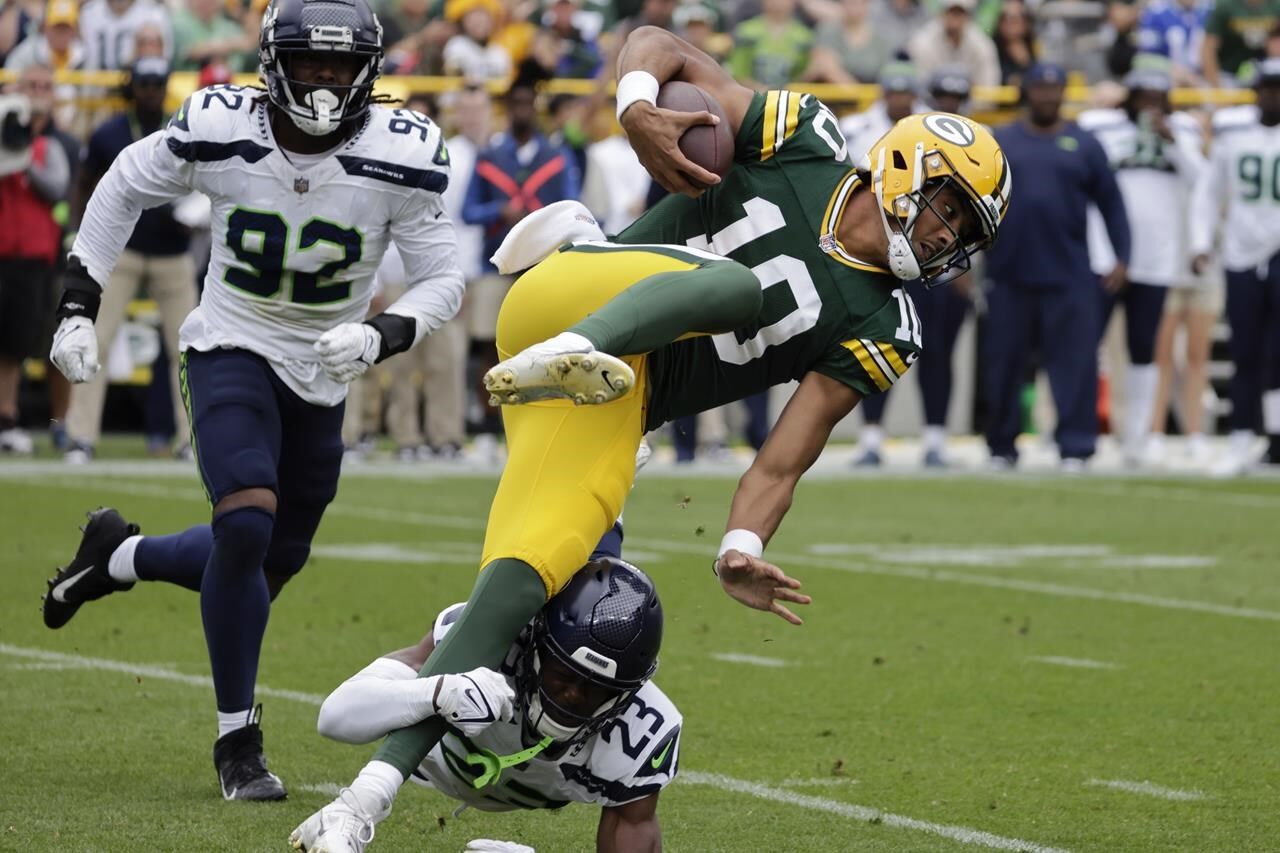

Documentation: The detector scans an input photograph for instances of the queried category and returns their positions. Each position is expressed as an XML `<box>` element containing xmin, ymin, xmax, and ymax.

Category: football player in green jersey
<box><xmin>294</xmin><ymin>27</ymin><xmax>1012</xmax><ymax>852</ymax></box>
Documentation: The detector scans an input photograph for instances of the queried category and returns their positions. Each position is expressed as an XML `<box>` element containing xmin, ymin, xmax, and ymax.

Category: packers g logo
<box><xmin>923</xmin><ymin>114</ymin><xmax>976</xmax><ymax>147</ymax></box>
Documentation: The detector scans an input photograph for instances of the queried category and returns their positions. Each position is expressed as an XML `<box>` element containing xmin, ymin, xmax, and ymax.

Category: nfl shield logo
<box><xmin>818</xmin><ymin>233</ymin><xmax>837</xmax><ymax>253</ymax></box>
<box><xmin>294</xmin><ymin>176</ymin><xmax>309</xmax><ymax>194</ymax></box>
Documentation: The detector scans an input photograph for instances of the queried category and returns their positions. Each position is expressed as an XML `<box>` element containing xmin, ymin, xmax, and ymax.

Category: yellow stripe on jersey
<box><xmin>782</xmin><ymin>91</ymin><xmax>801</xmax><ymax>148</ymax></box>
<box><xmin>761</xmin><ymin>91</ymin><xmax>781</xmax><ymax>161</ymax></box>
<box><xmin>843</xmin><ymin>340</ymin><xmax>892</xmax><ymax>391</ymax></box>
<box><xmin>761</xmin><ymin>91</ymin><xmax>802</xmax><ymax>161</ymax></box>
<box><xmin>876</xmin><ymin>341</ymin><xmax>908</xmax><ymax>377</ymax></box>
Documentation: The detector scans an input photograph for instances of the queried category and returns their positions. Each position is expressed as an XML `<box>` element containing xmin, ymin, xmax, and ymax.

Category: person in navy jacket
<box><xmin>983</xmin><ymin>62</ymin><xmax>1131</xmax><ymax>469</ymax></box>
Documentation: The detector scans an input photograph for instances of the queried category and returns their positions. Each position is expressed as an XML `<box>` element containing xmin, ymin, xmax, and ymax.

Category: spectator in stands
<box><xmin>872</xmin><ymin>0</ymin><xmax>929</xmax><ymax>62</ymax></box>
<box><xmin>802</xmin><ymin>0</ymin><xmax>891</xmax><ymax>84</ymax></box>
<box><xmin>443</xmin><ymin>0</ymin><xmax>512</xmax><ymax>80</ymax></box>
<box><xmin>727</xmin><ymin>0</ymin><xmax>813</xmax><ymax>89</ymax></box>
<box><xmin>79</xmin><ymin>0</ymin><xmax>171</xmax><ymax>70</ymax></box>
<box><xmin>537</xmin><ymin>0</ymin><xmax>601</xmax><ymax>78</ymax></box>
<box><xmin>1201</xmin><ymin>0</ymin><xmax>1279</xmax><ymax>86</ymax></box>
<box><xmin>0</xmin><ymin>62</ymin><xmax>69</xmax><ymax>455</ymax></box>
<box><xmin>907</xmin><ymin>0</ymin><xmax>1000</xmax><ymax>88</ymax></box>
<box><xmin>1190</xmin><ymin>59</ymin><xmax>1280</xmax><ymax>474</ymax></box>
<box><xmin>1080</xmin><ymin>60</ymin><xmax>1207</xmax><ymax>466</ymax></box>
<box><xmin>582</xmin><ymin>113</ymin><xmax>650</xmax><ymax>235</ymax></box>
<box><xmin>3</xmin><ymin>0</ymin><xmax>83</xmax><ymax>74</ymax></box>
<box><xmin>674</xmin><ymin>2</ymin><xmax>725</xmax><ymax>59</ymax></box>
<box><xmin>993</xmin><ymin>0</ymin><xmax>1036</xmax><ymax>86</ymax></box>
<box><xmin>984</xmin><ymin>63</ymin><xmax>1131</xmax><ymax>471</ymax></box>
<box><xmin>1106</xmin><ymin>0</ymin><xmax>1142</xmax><ymax>78</ymax></box>
<box><xmin>615</xmin><ymin>0</ymin><xmax>677</xmax><ymax>39</ymax></box>
<box><xmin>132</xmin><ymin>20</ymin><xmax>166</xmax><ymax>59</ymax></box>
<box><xmin>382</xmin><ymin>0</ymin><xmax>455</xmax><ymax>75</ymax></box>
<box><xmin>1136</xmin><ymin>0</ymin><xmax>1210</xmax><ymax>85</ymax></box>
<box><xmin>840</xmin><ymin>62</ymin><xmax>924</xmax><ymax>163</ymax></box>
<box><xmin>171</xmin><ymin>0</ymin><xmax>250</xmax><ymax>72</ymax></box>
<box><xmin>63</xmin><ymin>59</ymin><xmax>195</xmax><ymax>463</ymax></box>
<box><xmin>0</xmin><ymin>0</ymin><xmax>45</xmax><ymax>64</ymax></box>
<box><xmin>462</xmin><ymin>66</ymin><xmax>580</xmax><ymax>460</ymax></box>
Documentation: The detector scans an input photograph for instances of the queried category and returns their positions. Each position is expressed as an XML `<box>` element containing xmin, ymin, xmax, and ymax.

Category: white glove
<box><xmin>427</xmin><ymin>667</ymin><xmax>516</xmax><ymax>737</ymax></box>
<box><xmin>464</xmin><ymin>841</ymin><xmax>535</xmax><ymax>853</ymax></box>
<box><xmin>50</xmin><ymin>316</ymin><xmax>100</xmax><ymax>383</ymax></box>
<box><xmin>314</xmin><ymin>322</ymin><xmax>382</xmax><ymax>383</ymax></box>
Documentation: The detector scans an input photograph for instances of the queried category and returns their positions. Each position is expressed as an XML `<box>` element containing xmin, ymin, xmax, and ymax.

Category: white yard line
<box><xmin>680</xmin><ymin>772</ymin><xmax>1071</xmax><ymax>852</ymax></box>
<box><xmin>1028</xmin><ymin>656</ymin><xmax>1120</xmax><ymax>670</ymax></box>
<box><xmin>779</xmin><ymin>777</ymin><xmax>860</xmax><ymax>787</ymax></box>
<box><xmin>1085</xmin><ymin>778</ymin><xmax>1208</xmax><ymax>802</ymax></box>
<box><xmin>15</xmin><ymin>474</ymin><xmax>1280</xmax><ymax>623</ymax></box>
<box><xmin>710</xmin><ymin>652</ymin><xmax>788</xmax><ymax>668</ymax></box>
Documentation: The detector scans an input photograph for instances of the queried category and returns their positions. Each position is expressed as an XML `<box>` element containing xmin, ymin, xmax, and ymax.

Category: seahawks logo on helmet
<box><xmin>923</xmin><ymin>113</ymin><xmax>976</xmax><ymax>147</ymax></box>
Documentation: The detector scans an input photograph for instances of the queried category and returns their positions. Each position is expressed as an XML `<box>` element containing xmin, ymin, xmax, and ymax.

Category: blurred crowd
<box><xmin>1</xmin><ymin>0</ymin><xmax>1278</xmax><ymax>473</ymax></box>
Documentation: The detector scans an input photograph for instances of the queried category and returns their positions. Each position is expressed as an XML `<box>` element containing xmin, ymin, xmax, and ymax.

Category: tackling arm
<box><xmin>597</xmin><ymin>795</ymin><xmax>662</xmax><ymax>853</ymax></box>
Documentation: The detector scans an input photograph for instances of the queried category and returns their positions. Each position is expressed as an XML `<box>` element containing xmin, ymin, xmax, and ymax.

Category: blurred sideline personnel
<box><xmin>840</xmin><ymin>61</ymin><xmax>924</xmax><ymax>163</ymax></box>
<box><xmin>297</xmin><ymin>26</ymin><xmax>1011</xmax><ymax>850</ymax></box>
<box><xmin>855</xmin><ymin>66</ymin><xmax>977</xmax><ymax>468</ymax></box>
<box><xmin>63</xmin><ymin>58</ymin><xmax>197</xmax><ymax>463</ymax></box>
<box><xmin>0</xmin><ymin>62</ymin><xmax>70</xmax><ymax>455</ymax></box>
<box><xmin>984</xmin><ymin>63</ymin><xmax>1130</xmax><ymax>471</ymax></box>
<box><xmin>1079</xmin><ymin>58</ymin><xmax>1206</xmax><ymax>467</ymax></box>
<box><xmin>43</xmin><ymin>0</ymin><xmax>464</xmax><ymax>801</ymax></box>
<box><xmin>298</xmin><ymin>540</ymin><xmax>680</xmax><ymax>852</ymax></box>
<box><xmin>1191</xmin><ymin>58</ymin><xmax>1280</xmax><ymax>475</ymax></box>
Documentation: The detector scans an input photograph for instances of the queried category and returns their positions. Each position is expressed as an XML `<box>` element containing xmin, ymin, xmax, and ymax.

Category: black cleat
<box><xmin>214</xmin><ymin>707</ymin><xmax>288</xmax><ymax>802</ymax></box>
<box><xmin>43</xmin><ymin>508</ymin><xmax>140</xmax><ymax>629</ymax></box>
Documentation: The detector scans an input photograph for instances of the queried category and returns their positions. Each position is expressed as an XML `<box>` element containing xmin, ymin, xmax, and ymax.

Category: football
<box><xmin>655</xmin><ymin>81</ymin><xmax>735</xmax><ymax>185</ymax></box>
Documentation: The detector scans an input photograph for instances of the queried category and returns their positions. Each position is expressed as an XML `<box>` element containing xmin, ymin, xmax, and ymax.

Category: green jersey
<box><xmin>618</xmin><ymin>89</ymin><xmax>923</xmax><ymax>431</ymax></box>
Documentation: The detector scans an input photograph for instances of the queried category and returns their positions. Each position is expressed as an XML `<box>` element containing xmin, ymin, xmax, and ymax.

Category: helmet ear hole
<box><xmin>892</xmin><ymin>150</ymin><xmax>908</xmax><ymax>171</ymax></box>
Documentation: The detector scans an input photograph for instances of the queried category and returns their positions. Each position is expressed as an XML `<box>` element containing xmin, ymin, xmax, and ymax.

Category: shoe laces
<box><xmin>335</xmin><ymin>787</ymin><xmax>378</xmax><ymax>846</ymax></box>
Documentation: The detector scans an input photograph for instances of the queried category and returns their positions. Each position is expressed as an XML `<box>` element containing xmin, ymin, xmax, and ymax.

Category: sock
<box><xmin>107</xmin><ymin>534</ymin><xmax>144</xmax><ymax>583</ymax></box>
<box><xmin>134</xmin><ymin>525</ymin><xmax>214</xmax><ymax>592</ymax></box>
<box><xmin>373</xmin><ymin>558</ymin><xmax>548</xmax><ymax>778</ymax></box>
<box><xmin>569</xmin><ymin>262</ymin><xmax>762</xmax><ymax>356</ymax></box>
<box><xmin>922</xmin><ymin>425</ymin><xmax>946</xmax><ymax>453</ymax></box>
<box><xmin>1263</xmin><ymin>389</ymin><xmax>1280</xmax><ymax>434</ymax></box>
<box><xmin>1185</xmin><ymin>433</ymin><xmax>1204</xmax><ymax>455</ymax></box>
<box><xmin>217</xmin><ymin>707</ymin><xmax>253</xmax><ymax>739</ymax></box>
<box><xmin>1124</xmin><ymin>364</ymin><xmax>1159</xmax><ymax>455</ymax></box>
<box><xmin>860</xmin><ymin>425</ymin><xmax>884</xmax><ymax>451</ymax></box>
<box><xmin>348</xmin><ymin>760</ymin><xmax>403</xmax><ymax>815</ymax></box>
<box><xmin>589</xmin><ymin>521</ymin><xmax>624</xmax><ymax>562</ymax></box>
<box><xmin>202</xmin><ymin>507</ymin><xmax>274</xmax><ymax>714</ymax></box>
<box><xmin>1229</xmin><ymin>429</ymin><xmax>1255</xmax><ymax>457</ymax></box>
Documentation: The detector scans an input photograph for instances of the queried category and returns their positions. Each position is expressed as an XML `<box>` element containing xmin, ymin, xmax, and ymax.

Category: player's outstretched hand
<box><xmin>50</xmin><ymin>317</ymin><xmax>100</xmax><ymax>383</ymax></box>
<box><xmin>314</xmin><ymin>322</ymin><xmax>382</xmax><ymax>383</ymax></box>
<box><xmin>620</xmin><ymin>101</ymin><xmax>721</xmax><ymax>198</ymax></box>
<box><xmin>428</xmin><ymin>667</ymin><xmax>517</xmax><ymax>736</ymax></box>
<box><xmin>465</xmin><ymin>841</ymin><xmax>536</xmax><ymax>853</ymax></box>
<box><xmin>716</xmin><ymin>550</ymin><xmax>811</xmax><ymax>626</ymax></box>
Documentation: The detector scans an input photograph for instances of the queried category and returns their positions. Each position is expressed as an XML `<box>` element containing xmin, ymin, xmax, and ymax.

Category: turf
<box><xmin>1</xmin><ymin>462</ymin><xmax>1276</xmax><ymax>852</ymax></box>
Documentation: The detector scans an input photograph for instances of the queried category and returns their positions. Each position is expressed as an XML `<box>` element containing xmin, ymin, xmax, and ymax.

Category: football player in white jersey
<box><xmin>1190</xmin><ymin>58</ymin><xmax>1280</xmax><ymax>475</ymax></box>
<box><xmin>293</xmin><ymin>541</ymin><xmax>678</xmax><ymax>853</ymax></box>
<box><xmin>1079</xmin><ymin>59</ymin><xmax>1207</xmax><ymax>465</ymax></box>
<box><xmin>42</xmin><ymin>0</ymin><xmax>464</xmax><ymax>801</ymax></box>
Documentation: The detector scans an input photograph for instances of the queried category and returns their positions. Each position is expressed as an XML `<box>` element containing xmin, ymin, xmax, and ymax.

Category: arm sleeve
<box><xmin>1167</xmin><ymin>121</ymin><xmax>1207</xmax><ymax>188</ymax></box>
<box><xmin>316</xmin><ymin>657</ymin><xmax>437</xmax><ymax>744</ymax></box>
<box><xmin>384</xmin><ymin>186</ymin><xmax>466</xmax><ymax>348</ymax></box>
<box><xmin>69</xmin><ymin>129</ymin><xmax>194</xmax><ymax>286</ymax></box>
<box><xmin>26</xmin><ymin>136</ymin><xmax>69</xmax><ymax>203</ymax></box>
<box><xmin>1085</xmin><ymin>135</ymin><xmax>1131</xmax><ymax>266</ymax></box>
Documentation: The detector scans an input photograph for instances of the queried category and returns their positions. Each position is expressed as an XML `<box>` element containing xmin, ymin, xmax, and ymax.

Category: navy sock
<box><xmin>589</xmin><ymin>521</ymin><xmax>625</xmax><ymax>561</ymax></box>
<box><xmin>201</xmin><ymin>507</ymin><xmax>274</xmax><ymax>713</ymax></box>
<box><xmin>135</xmin><ymin>525</ymin><xmax>213</xmax><ymax>592</ymax></box>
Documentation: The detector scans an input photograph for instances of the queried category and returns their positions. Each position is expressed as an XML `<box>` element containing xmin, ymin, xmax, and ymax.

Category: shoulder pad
<box><xmin>341</xmin><ymin>106</ymin><xmax>451</xmax><ymax>193</ymax></box>
<box><xmin>1076</xmin><ymin>108</ymin><xmax>1125</xmax><ymax>130</ymax></box>
<box><xmin>166</xmin><ymin>85</ymin><xmax>271</xmax><ymax>164</ymax></box>
<box><xmin>1212</xmin><ymin>104</ymin><xmax>1259</xmax><ymax>133</ymax></box>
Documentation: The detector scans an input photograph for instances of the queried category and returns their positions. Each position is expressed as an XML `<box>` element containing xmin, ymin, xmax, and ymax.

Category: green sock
<box><xmin>373</xmin><ymin>558</ymin><xmax>548</xmax><ymax>779</ymax></box>
<box><xmin>568</xmin><ymin>260</ymin><xmax>762</xmax><ymax>356</ymax></box>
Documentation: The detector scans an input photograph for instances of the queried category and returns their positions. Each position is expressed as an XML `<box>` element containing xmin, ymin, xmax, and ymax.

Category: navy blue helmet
<box><xmin>258</xmin><ymin>0</ymin><xmax>383</xmax><ymax>136</ymax></box>
<box><xmin>517</xmin><ymin>557</ymin><xmax>663</xmax><ymax>744</ymax></box>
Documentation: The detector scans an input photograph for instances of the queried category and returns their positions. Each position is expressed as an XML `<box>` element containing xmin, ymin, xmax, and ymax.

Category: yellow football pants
<box><xmin>483</xmin><ymin>246</ymin><xmax>701</xmax><ymax>597</ymax></box>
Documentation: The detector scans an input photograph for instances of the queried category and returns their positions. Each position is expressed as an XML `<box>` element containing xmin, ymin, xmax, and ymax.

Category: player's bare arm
<box><xmin>717</xmin><ymin>371</ymin><xmax>860</xmax><ymax>625</ymax></box>
<box><xmin>597</xmin><ymin>795</ymin><xmax>661</xmax><ymax>853</ymax></box>
<box><xmin>615</xmin><ymin>26</ymin><xmax>754</xmax><ymax>196</ymax></box>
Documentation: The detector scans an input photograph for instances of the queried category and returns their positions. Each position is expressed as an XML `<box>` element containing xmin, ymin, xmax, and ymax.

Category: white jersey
<box><xmin>72</xmin><ymin>86</ymin><xmax>465</xmax><ymax>405</ymax></box>
<box><xmin>79</xmin><ymin>0</ymin><xmax>171</xmax><ymax>70</ymax></box>
<box><xmin>411</xmin><ymin>603</ymin><xmax>682</xmax><ymax>812</ymax></box>
<box><xmin>1079</xmin><ymin>108</ymin><xmax>1205</xmax><ymax>285</ymax></box>
<box><xmin>1191</xmin><ymin>106</ymin><xmax>1280</xmax><ymax>271</ymax></box>
<box><xmin>839</xmin><ymin>100</ymin><xmax>929</xmax><ymax>166</ymax></box>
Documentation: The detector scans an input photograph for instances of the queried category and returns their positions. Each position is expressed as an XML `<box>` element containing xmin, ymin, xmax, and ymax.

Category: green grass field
<box><xmin>2</xmin><ymin>461</ymin><xmax>1278</xmax><ymax>852</ymax></box>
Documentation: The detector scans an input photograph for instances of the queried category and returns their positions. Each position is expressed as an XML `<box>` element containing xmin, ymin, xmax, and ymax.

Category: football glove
<box><xmin>50</xmin><ymin>316</ymin><xmax>100</xmax><ymax>383</ymax></box>
<box><xmin>465</xmin><ymin>841</ymin><xmax>535</xmax><ymax>853</ymax></box>
<box><xmin>315</xmin><ymin>322</ymin><xmax>382</xmax><ymax>383</ymax></box>
<box><xmin>427</xmin><ymin>667</ymin><xmax>516</xmax><ymax>737</ymax></box>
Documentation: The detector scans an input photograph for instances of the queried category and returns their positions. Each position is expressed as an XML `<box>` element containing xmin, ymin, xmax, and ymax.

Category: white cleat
<box><xmin>484</xmin><ymin>338</ymin><xmax>634</xmax><ymax>407</ymax></box>
<box><xmin>289</xmin><ymin>789</ymin><xmax>388</xmax><ymax>853</ymax></box>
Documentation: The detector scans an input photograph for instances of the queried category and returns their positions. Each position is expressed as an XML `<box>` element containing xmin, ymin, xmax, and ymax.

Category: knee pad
<box><xmin>211</xmin><ymin>506</ymin><xmax>274</xmax><ymax>566</ymax></box>
<box><xmin>263</xmin><ymin>539</ymin><xmax>310</xmax><ymax>601</ymax></box>
<box><xmin>222</xmin><ymin>447</ymin><xmax>277</xmax><ymax>497</ymax></box>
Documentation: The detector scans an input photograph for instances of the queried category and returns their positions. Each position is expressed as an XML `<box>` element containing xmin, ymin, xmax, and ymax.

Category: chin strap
<box><xmin>874</xmin><ymin>143</ymin><xmax>927</xmax><ymax>281</ymax></box>
<box><xmin>464</xmin><ymin>736</ymin><xmax>555</xmax><ymax>789</ymax></box>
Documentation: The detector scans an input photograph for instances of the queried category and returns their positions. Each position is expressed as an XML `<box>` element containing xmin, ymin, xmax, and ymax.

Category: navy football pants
<box><xmin>1099</xmin><ymin>281</ymin><xmax>1168</xmax><ymax>364</ymax></box>
<box><xmin>1225</xmin><ymin>256</ymin><xmax>1280</xmax><ymax>432</ymax></box>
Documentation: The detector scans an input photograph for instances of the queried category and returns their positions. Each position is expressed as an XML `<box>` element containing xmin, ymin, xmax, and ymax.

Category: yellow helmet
<box><xmin>862</xmin><ymin>112</ymin><xmax>1012</xmax><ymax>284</ymax></box>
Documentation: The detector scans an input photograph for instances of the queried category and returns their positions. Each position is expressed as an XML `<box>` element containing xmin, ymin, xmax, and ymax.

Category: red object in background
<box><xmin>199</xmin><ymin>61</ymin><xmax>234</xmax><ymax>88</ymax></box>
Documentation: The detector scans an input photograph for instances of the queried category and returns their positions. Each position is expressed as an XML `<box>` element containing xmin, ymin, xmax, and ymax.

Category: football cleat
<box><xmin>43</xmin><ymin>508</ymin><xmax>139</xmax><ymax>630</ymax></box>
<box><xmin>852</xmin><ymin>448</ymin><xmax>882</xmax><ymax>468</ymax></box>
<box><xmin>213</xmin><ymin>706</ymin><xmax>287</xmax><ymax>801</ymax></box>
<box><xmin>922</xmin><ymin>448</ymin><xmax>947</xmax><ymax>469</ymax></box>
<box><xmin>290</xmin><ymin>788</ymin><xmax>389</xmax><ymax>852</ymax></box>
<box><xmin>484</xmin><ymin>346</ymin><xmax>634</xmax><ymax>407</ymax></box>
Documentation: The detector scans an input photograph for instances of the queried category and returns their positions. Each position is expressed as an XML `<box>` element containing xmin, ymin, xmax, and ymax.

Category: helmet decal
<box><xmin>923</xmin><ymin>113</ymin><xmax>976</xmax><ymax>147</ymax></box>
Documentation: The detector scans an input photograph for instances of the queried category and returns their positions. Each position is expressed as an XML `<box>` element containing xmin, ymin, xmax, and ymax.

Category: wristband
<box><xmin>56</xmin><ymin>257</ymin><xmax>102</xmax><ymax>322</ymax></box>
<box><xmin>365</xmin><ymin>313</ymin><xmax>415</xmax><ymax>363</ymax></box>
<box><xmin>717</xmin><ymin>529</ymin><xmax>763</xmax><ymax>560</ymax></box>
<box><xmin>615</xmin><ymin>70</ymin><xmax>660</xmax><ymax>122</ymax></box>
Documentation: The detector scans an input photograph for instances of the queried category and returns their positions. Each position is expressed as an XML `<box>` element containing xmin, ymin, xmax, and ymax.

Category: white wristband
<box><xmin>616</xmin><ymin>70</ymin><xmax>660</xmax><ymax>122</ymax></box>
<box><xmin>718</xmin><ymin>529</ymin><xmax>763</xmax><ymax>560</ymax></box>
